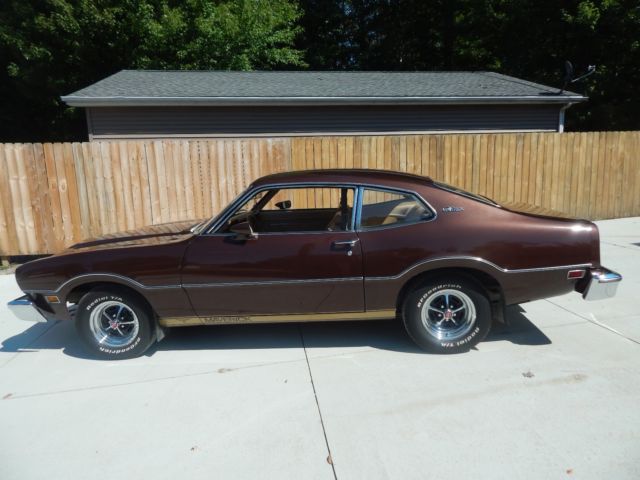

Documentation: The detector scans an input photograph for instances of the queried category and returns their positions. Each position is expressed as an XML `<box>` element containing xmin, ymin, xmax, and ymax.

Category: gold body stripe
<box><xmin>159</xmin><ymin>309</ymin><xmax>396</xmax><ymax>327</ymax></box>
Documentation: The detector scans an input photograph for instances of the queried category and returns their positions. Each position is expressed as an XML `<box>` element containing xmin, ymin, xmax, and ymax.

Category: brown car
<box><xmin>9</xmin><ymin>169</ymin><xmax>621</xmax><ymax>359</ymax></box>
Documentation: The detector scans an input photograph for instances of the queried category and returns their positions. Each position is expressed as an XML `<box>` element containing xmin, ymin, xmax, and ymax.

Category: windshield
<box><xmin>235</xmin><ymin>190</ymin><xmax>268</xmax><ymax>213</ymax></box>
<box><xmin>193</xmin><ymin>185</ymin><xmax>255</xmax><ymax>234</ymax></box>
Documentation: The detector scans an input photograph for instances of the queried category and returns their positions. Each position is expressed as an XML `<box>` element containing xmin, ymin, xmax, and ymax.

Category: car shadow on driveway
<box><xmin>486</xmin><ymin>305</ymin><xmax>552</xmax><ymax>346</ymax></box>
<box><xmin>0</xmin><ymin>305</ymin><xmax>550</xmax><ymax>359</ymax></box>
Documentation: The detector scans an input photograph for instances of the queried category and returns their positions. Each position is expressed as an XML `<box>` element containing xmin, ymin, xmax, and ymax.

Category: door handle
<box><xmin>332</xmin><ymin>239</ymin><xmax>359</xmax><ymax>255</ymax></box>
<box><xmin>332</xmin><ymin>239</ymin><xmax>359</xmax><ymax>247</ymax></box>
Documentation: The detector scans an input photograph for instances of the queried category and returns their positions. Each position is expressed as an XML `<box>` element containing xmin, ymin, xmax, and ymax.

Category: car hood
<box><xmin>66</xmin><ymin>219</ymin><xmax>206</xmax><ymax>252</ymax></box>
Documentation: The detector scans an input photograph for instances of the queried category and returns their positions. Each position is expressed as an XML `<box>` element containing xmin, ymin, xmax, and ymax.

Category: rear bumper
<box><xmin>582</xmin><ymin>267</ymin><xmax>622</xmax><ymax>301</ymax></box>
<box><xmin>7</xmin><ymin>295</ymin><xmax>48</xmax><ymax>323</ymax></box>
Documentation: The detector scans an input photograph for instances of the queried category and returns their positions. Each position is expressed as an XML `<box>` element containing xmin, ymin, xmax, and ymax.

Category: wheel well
<box><xmin>395</xmin><ymin>267</ymin><xmax>506</xmax><ymax>323</ymax></box>
<box><xmin>67</xmin><ymin>282</ymin><xmax>156</xmax><ymax>318</ymax></box>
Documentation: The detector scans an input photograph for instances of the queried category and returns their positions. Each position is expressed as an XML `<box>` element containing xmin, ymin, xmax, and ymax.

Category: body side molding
<box><xmin>365</xmin><ymin>256</ymin><xmax>593</xmax><ymax>282</ymax></box>
<box><xmin>159</xmin><ymin>309</ymin><xmax>397</xmax><ymax>327</ymax></box>
<box><xmin>25</xmin><ymin>273</ymin><xmax>182</xmax><ymax>295</ymax></box>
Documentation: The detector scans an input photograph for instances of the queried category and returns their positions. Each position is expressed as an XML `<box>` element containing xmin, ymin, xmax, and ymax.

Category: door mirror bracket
<box><xmin>230</xmin><ymin>221</ymin><xmax>258</xmax><ymax>240</ymax></box>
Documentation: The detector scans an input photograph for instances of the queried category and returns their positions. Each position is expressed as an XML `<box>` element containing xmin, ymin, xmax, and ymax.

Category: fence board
<box><xmin>16</xmin><ymin>145</ymin><xmax>38</xmax><ymax>253</ymax></box>
<box><xmin>101</xmin><ymin>142</ymin><xmax>118</xmax><ymax>231</ymax></box>
<box><xmin>6</xmin><ymin>145</ymin><xmax>26</xmax><ymax>252</ymax></box>
<box><xmin>71</xmin><ymin>143</ymin><xmax>90</xmax><ymax>239</ymax></box>
<box><xmin>31</xmin><ymin>143</ymin><xmax>54</xmax><ymax>253</ymax></box>
<box><xmin>90</xmin><ymin>142</ymin><xmax>107</xmax><ymax>237</ymax></box>
<box><xmin>0</xmin><ymin>146</ymin><xmax>20</xmax><ymax>252</ymax></box>
<box><xmin>109</xmin><ymin>142</ymin><xmax>125</xmax><ymax>232</ymax></box>
<box><xmin>0</xmin><ymin>133</ymin><xmax>639</xmax><ymax>255</ymax></box>
<box><xmin>118</xmin><ymin>142</ymin><xmax>134</xmax><ymax>231</ymax></box>
<box><xmin>80</xmin><ymin>143</ymin><xmax>98</xmax><ymax>237</ymax></box>
<box><xmin>633</xmin><ymin>133</ymin><xmax>640</xmax><ymax>216</ymax></box>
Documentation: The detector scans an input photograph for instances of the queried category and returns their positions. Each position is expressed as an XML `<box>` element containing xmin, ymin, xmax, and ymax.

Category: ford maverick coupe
<box><xmin>9</xmin><ymin>170</ymin><xmax>621</xmax><ymax>358</ymax></box>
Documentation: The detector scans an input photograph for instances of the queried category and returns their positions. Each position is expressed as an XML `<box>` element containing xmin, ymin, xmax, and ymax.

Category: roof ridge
<box><xmin>116</xmin><ymin>69</ymin><xmax>495</xmax><ymax>74</ymax></box>
<box><xmin>480</xmin><ymin>71</ymin><xmax>582</xmax><ymax>99</ymax></box>
<box><xmin>480</xmin><ymin>72</ymin><xmax>555</xmax><ymax>92</ymax></box>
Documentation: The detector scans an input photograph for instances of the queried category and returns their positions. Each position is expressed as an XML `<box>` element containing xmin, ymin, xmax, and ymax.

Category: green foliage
<box><xmin>298</xmin><ymin>0</ymin><xmax>640</xmax><ymax>131</ymax></box>
<box><xmin>134</xmin><ymin>0</ymin><xmax>304</xmax><ymax>70</ymax></box>
<box><xmin>0</xmin><ymin>0</ymin><xmax>638</xmax><ymax>139</ymax></box>
<box><xmin>0</xmin><ymin>0</ymin><xmax>305</xmax><ymax>140</ymax></box>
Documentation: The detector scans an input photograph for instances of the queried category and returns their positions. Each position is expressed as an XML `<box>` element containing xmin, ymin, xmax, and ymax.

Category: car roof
<box><xmin>252</xmin><ymin>169</ymin><xmax>433</xmax><ymax>189</ymax></box>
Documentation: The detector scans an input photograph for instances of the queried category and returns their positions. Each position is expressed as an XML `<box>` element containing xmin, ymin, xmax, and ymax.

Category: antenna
<box><xmin>559</xmin><ymin>61</ymin><xmax>596</xmax><ymax>93</ymax></box>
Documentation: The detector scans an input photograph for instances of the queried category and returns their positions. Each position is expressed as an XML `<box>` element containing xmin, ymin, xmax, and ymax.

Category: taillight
<box><xmin>568</xmin><ymin>269</ymin><xmax>586</xmax><ymax>279</ymax></box>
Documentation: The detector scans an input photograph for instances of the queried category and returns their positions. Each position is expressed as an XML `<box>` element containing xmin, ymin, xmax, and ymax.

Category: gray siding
<box><xmin>87</xmin><ymin>104</ymin><xmax>561</xmax><ymax>138</ymax></box>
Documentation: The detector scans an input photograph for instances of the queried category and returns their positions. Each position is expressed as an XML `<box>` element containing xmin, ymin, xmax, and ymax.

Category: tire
<box><xmin>75</xmin><ymin>287</ymin><xmax>155</xmax><ymax>359</ymax></box>
<box><xmin>402</xmin><ymin>277</ymin><xmax>492</xmax><ymax>354</ymax></box>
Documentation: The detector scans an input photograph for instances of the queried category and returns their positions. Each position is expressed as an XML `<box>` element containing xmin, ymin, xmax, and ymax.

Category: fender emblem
<box><xmin>442</xmin><ymin>206</ymin><xmax>464</xmax><ymax>213</ymax></box>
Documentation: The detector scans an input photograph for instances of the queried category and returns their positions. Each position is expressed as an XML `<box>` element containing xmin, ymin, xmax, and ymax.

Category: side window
<box><xmin>360</xmin><ymin>188</ymin><xmax>434</xmax><ymax>229</ymax></box>
<box><xmin>220</xmin><ymin>186</ymin><xmax>355</xmax><ymax>233</ymax></box>
<box><xmin>262</xmin><ymin>187</ymin><xmax>353</xmax><ymax>214</ymax></box>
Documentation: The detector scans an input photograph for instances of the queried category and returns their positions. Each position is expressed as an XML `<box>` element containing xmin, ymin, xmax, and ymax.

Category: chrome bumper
<box><xmin>7</xmin><ymin>295</ymin><xmax>48</xmax><ymax>323</ymax></box>
<box><xmin>583</xmin><ymin>268</ymin><xmax>622</xmax><ymax>301</ymax></box>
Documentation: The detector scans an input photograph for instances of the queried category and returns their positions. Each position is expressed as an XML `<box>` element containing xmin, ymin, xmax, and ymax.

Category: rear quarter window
<box><xmin>360</xmin><ymin>188</ymin><xmax>435</xmax><ymax>229</ymax></box>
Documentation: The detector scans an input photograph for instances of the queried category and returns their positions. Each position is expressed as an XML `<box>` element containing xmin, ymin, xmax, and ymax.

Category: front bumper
<box><xmin>583</xmin><ymin>267</ymin><xmax>622</xmax><ymax>301</ymax></box>
<box><xmin>7</xmin><ymin>295</ymin><xmax>48</xmax><ymax>323</ymax></box>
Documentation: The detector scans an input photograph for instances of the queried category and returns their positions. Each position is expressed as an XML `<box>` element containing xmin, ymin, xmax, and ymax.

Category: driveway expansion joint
<box><xmin>299</xmin><ymin>325</ymin><xmax>338</xmax><ymax>480</ymax></box>
<box><xmin>545</xmin><ymin>299</ymin><xmax>640</xmax><ymax>346</ymax></box>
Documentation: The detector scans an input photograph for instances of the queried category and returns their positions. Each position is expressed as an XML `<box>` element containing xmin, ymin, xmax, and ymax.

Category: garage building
<box><xmin>61</xmin><ymin>70</ymin><xmax>586</xmax><ymax>140</ymax></box>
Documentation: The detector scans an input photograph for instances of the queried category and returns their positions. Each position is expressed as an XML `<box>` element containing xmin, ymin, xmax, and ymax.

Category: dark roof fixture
<box><xmin>61</xmin><ymin>70</ymin><xmax>587</xmax><ymax>108</ymax></box>
<box><xmin>559</xmin><ymin>61</ymin><xmax>596</xmax><ymax>94</ymax></box>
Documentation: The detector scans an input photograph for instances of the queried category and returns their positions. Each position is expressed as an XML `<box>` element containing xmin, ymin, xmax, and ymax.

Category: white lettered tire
<box><xmin>402</xmin><ymin>278</ymin><xmax>491</xmax><ymax>353</ymax></box>
<box><xmin>76</xmin><ymin>287</ymin><xmax>155</xmax><ymax>359</ymax></box>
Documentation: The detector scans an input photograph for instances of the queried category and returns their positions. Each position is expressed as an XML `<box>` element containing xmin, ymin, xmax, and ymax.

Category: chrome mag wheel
<box><xmin>89</xmin><ymin>301</ymin><xmax>140</xmax><ymax>348</ymax></box>
<box><xmin>420</xmin><ymin>289</ymin><xmax>477</xmax><ymax>340</ymax></box>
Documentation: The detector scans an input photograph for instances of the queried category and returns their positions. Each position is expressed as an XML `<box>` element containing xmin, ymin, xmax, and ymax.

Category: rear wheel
<box><xmin>76</xmin><ymin>287</ymin><xmax>155</xmax><ymax>359</ymax></box>
<box><xmin>402</xmin><ymin>277</ymin><xmax>491</xmax><ymax>353</ymax></box>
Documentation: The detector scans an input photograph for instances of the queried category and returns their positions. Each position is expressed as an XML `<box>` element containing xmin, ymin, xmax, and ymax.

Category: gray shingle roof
<box><xmin>62</xmin><ymin>70</ymin><xmax>585</xmax><ymax>107</ymax></box>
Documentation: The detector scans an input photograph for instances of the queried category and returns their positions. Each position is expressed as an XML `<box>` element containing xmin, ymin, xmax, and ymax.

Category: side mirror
<box><xmin>275</xmin><ymin>200</ymin><xmax>291</xmax><ymax>210</ymax></box>
<box><xmin>230</xmin><ymin>221</ymin><xmax>257</xmax><ymax>240</ymax></box>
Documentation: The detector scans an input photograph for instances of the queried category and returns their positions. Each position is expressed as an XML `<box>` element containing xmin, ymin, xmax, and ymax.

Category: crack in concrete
<box><xmin>299</xmin><ymin>325</ymin><xmax>338</xmax><ymax>480</ymax></box>
<box><xmin>1</xmin><ymin>346</ymin><xmax>377</xmax><ymax>401</ymax></box>
<box><xmin>600</xmin><ymin>240</ymin><xmax>640</xmax><ymax>252</ymax></box>
<box><xmin>544</xmin><ymin>299</ymin><xmax>640</xmax><ymax>346</ymax></box>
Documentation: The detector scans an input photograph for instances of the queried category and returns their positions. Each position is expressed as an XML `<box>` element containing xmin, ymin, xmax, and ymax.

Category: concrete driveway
<box><xmin>1</xmin><ymin>218</ymin><xmax>639</xmax><ymax>480</ymax></box>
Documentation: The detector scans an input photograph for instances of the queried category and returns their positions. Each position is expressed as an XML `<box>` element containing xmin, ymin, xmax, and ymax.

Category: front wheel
<box><xmin>76</xmin><ymin>288</ymin><xmax>155</xmax><ymax>359</ymax></box>
<box><xmin>402</xmin><ymin>278</ymin><xmax>492</xmax><ymax>353</ymax></box>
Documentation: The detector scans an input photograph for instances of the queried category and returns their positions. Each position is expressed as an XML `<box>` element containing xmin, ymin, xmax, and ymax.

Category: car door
<box><xmin>181</xmin><ymin>185</ymin><xmax>364</xmax><ymax>317</ymax></box>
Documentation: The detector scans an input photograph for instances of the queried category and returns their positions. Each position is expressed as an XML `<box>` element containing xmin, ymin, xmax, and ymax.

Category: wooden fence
<box><xmin>0</xmin><ymin>131</ymin><xmax>639</xmax><ymax>255</ymax></box>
